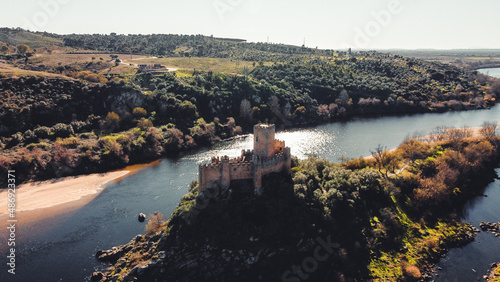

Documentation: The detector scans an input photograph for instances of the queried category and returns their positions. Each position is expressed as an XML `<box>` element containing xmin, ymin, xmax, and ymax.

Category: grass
<box><xmin>368</xmin><ymin>217</ymin><xmax>471</xmax><ymax>280</ymax></box>
<box><xmin>127</xmin><ymin>56</ymin><xmax>271</xmax><ymax>75</ymax></box>
<box><xmin>0</xmin><ymin>50</ymin><xmax>140</xmax><ymax>79</ymax></box>
<box><xmin>0</xmin><ymin>61</ymin><xmax>74</xmax><ymax>79</ymax></box>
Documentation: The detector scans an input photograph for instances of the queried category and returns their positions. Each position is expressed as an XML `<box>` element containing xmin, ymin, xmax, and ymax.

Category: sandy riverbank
<box><xmin>0</xmin><ymin>159</ymin><xmax>161</xmax><ymax>226</ymax></box>
<box><xmin>0</xmin><ymin>170</ymin><xmax>130</xmax><ymax>216</ymax></box>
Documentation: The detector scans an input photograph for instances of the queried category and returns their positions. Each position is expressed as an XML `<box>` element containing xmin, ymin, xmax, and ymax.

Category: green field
<box><xmin>126</xmin><ymin>56</ymin><xmax>271</xmax><ymax>75</ymax></box>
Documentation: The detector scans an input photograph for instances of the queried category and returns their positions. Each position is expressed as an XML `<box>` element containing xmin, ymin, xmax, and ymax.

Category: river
<box><xmin>479</xmin><ymin>67</ymin><xmax>500</xmax><ymax>79</ymax></box>
<box><xmin>1</xmin><ymin>69</ymin><xmax>499</xmax><ymax>281</ymax></box>
<box><xmin>430</xmin><ymin>69</ymin><xmax>500</xmax><ymax>281</ymax></box>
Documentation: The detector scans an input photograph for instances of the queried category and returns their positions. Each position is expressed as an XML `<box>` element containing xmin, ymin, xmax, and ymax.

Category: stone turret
<box><xmin>254</xmin><ymin>124</ymin><xmax>276</xmax><ymax>158</ymax></box>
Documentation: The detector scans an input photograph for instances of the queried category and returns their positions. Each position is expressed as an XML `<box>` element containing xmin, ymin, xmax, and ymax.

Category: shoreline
<box><xmin>0</xmin><ymin>159</ymin><xmax>162</xmax><ymax>222</ymax></box>
<box><xmin>0</xmin><ymin>170</ymin><xmax>130</xmax><ymax>217</ymax></box>
<box><xmin>363</xmin><ymin>125</ymin><xmax>494</xmax><ymax>160</ymax></box>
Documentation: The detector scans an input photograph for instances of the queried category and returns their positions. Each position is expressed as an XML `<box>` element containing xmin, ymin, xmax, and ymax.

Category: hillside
<box><xmin>0</xmin><ymin>28</ymin><xmax>63</xmax><ymax>48</ymax></box>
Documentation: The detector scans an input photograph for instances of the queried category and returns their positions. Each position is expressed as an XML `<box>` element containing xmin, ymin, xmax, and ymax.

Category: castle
<box><xmin>199</xmin><ymin>124</ymin><xmax>292</xmax><ymax>194</ymax></box>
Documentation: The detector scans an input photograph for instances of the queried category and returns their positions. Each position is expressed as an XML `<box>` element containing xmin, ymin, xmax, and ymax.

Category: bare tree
<box><xmin>479</xmin><ymin>121</ymin><xmax>497</xmax><ymax>139</ymax></box>
<box><xmin>448</xmin><ymin>127</ymin><xmax>472</xmax><ymax>147</ymax></box>
<box><xmin>239</xmin><ymin>99</ymin><xmax>253</xmax><ymax>122</ymax></box>
<box><xmin>370</xmin><ymin>144</ymin><xmax>389</xmax><ymax>177</ymax></box>
<box><xmin>145</xmin><ymin>212</ymin><xmax>165</xmax><ymax>236</ymax></box>
<box><xmin>268</xmin><ymin>95</ymin><xmax>280</xmax><ymax>113</ymax></box>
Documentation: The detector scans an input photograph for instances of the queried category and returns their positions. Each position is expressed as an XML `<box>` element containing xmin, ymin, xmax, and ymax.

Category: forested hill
<box><xmin>0</xmin><ymin>28</ymin><xmax>330</xmax><ymax>61</ymax></box>
<box><xmin>62</xmin><ymin>34</ymin><xmax>335</xmax><ymax>61</ymax></box>
<box><xmin>249</xmin><ymin>54</ymin><xmax>499</xmax><ymax>119</ymax></box>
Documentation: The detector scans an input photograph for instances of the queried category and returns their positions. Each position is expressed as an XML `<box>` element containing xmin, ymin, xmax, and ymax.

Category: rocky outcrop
<box><xmin>97</xmin><ymin>230</ymin><xmax>275</xmax><ymax>282</ymax></box>
<box><xmin>96</xmin><ymin>235</ymin><xmax>143</xmax><ymax>263</ymax></box>
<box><xmin>138</xmin><ymin>213</ymin><xmax>146</xmax><ymax>222</ymax></box>
<box><xmin>90</xmin><ymin>271</ymin><xmax>103</xmax><ymax>281</ymax></box>
<box><xmin>479</xmin><ymin>222</ymin><xmax>500</xmax><ymax>237</ymax></box>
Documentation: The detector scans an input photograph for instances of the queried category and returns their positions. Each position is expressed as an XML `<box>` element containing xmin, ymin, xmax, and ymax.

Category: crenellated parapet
<box><xmin>253</xmin><ymin>147</ymin><xmax>290</xmax><ymax>167</ymax></box>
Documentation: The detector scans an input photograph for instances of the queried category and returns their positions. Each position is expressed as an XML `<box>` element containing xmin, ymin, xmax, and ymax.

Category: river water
<box><xmin>479</xmin><ymin>67</ymin><xmax>500</xmax><ymax>79</ymax></box>
<box><xmin>1</xmin><ymin>69</ymin><xmax>499</xmax><ymax>281</ymax></box>
<box><xmin>431</xmin><ymin>69</ymin><xmax>500</xmax><ymax>281</ymax></box>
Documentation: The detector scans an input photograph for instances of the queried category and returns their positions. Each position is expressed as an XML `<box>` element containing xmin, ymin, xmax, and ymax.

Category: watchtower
<box><xmin>254</xmin><ymin>124</ymin><xmax>276</xmax><ymax>158</ymax></box>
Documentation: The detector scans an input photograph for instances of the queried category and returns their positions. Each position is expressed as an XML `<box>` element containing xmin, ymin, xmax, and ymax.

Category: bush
<box><xmin>51</xmin><ymin>123</ymin><xmax>75</xmax><ymax>138</ymax></box>
<box><xmin>137</xmin><ymin>118</ymin><xmax>153</xmax><ymax>130</ymax></box>
<box><xmin>102</xmin><ymin>112</ymin><xmax>120</xmax><ymax>132</ymax></box>
<box><xmin>402</xmin><ymin>263</ymin><xmax>422</xmax><ymax>279</ymax></box>
<box><xmin>132</xmin><ymin>107</ymin><xmax>147</xmax><ymax>118</ymax></box>
<box><xmin>23</xmin><ymin>129</ymin><xmax>36</xmax><ymax>142</ymax></box>
<box><xmin>145</xmin><ymin>212</ymin><xmax>165</xmax><ymax>236</ymax></box>
<box><xmin>34</xmin><ymin>126</ymin><xmax>52</xmax><ymax>139</ymax></box>
<box><xmin>72</xmin><ymin>71</ymin><xmax>108</xmax><ymax>83</ymax></box>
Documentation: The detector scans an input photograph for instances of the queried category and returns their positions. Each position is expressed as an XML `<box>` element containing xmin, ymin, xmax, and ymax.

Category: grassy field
<box><xmin>125</xmin><ymin>56</ymin><xmax>271</xmax><ymax>75</ymax></box>
<box><xmin>0</xmin><ymin>50</ymin><xmax>142</xmax><ymax>79</ymax></box>
<box><xmin>0</xmin><ymin>61</ymin><xmax>74</xmax><ymax>79</ymax></box>
<box><xmin>32</xmin><ymin>52</ymin><xmax>145</xmax><ymax>67</ymax></box>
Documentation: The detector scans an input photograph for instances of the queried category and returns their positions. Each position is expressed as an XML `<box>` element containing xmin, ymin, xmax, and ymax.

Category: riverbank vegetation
<box><xmin>97</xmin><ymin>124</ymin><xmax>500</xmax><ymax>281</ymax></box>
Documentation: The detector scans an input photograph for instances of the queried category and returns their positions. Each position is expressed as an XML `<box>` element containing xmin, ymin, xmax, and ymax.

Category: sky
<box><xmin>2</xmin><ymin>0</ymin><xmax>499</xmax><ymax>50</ymax></box>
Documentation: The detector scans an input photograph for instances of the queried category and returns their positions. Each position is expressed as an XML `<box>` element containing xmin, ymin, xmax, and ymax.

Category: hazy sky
<box><xmin>2</xmin><ymin>0</ymin><xmax>499</xmax><ymax>50</ymax></box>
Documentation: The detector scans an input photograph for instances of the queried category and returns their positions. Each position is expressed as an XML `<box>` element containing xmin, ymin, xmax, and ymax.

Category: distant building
<box><xmin>137</xmin><ymin>64</ymin><xmax>168</xmax><ymax>73</ymax></box>
<box><xmin>199</xmin><ymin>124</ymin><xmax>292</xmax><ymax>195</ymax></box>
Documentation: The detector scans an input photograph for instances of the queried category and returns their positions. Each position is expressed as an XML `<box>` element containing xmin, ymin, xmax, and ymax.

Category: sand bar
<box><xmin>0</xmin><ymin>170</ymin><xmax>130</xmax><ymax>216</ymax></box>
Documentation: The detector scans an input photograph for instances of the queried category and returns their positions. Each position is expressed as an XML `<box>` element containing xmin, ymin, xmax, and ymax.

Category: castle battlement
<box><xmin>199</xmin><ymin>124</ymin><xmax>292</xmax><ymax>194</ymax></box>
<box><xmin>254</xmin><ymin>148</ymin><xmax>291</xmax><ymax>168</ymax></box>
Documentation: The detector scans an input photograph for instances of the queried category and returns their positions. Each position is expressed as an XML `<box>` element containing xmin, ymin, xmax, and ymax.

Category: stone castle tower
<box><xmin>199</xmin><ymin>124</ymin><xmax>291</xmax><ymax>194</ymax></box>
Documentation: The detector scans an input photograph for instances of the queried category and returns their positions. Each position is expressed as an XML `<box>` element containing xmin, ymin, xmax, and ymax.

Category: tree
<box><xmin>268</xmin><ymin>95</ymin><xmax>280</xmax><ymax>113</ymax></box>
<box><xmin>103</xmin><ymin>112</ymin><xmax>120</xmax><ymax>132</ymax></box>
<box><xmin>399</xmin><ymin>139</ymin><xmax>430</xmax><ymax>164</ymax></box>
<box><xmin>339</xmin><ymin>89</ymin><xmax>350</xmax><ymax>107</ymax></box>
<box><xmin>0</xmin><ymin>45</ymin><xmax>8</xmax><ymax>54</ymax></box>
<box><xmin>239</xmin><ymin>99</ymin><xmax>253</xmax><ymax>122</ymax></box>
<box><xmin>137</xmin><ymin>118</ymin><xmax>153</xmax><ymax>130</ymax></box>
<box><xmin>132</xmin><ymin>107</ymin><xmax>147</xmax><ymax>118</ymax></box>
<box><xmin>370</xmin><ymin>144</ymin><xmax>389</xmax><ymax>177</ymax></box>
<box><xmin>479</xmin><ymin>121</ymin><xmax>497</xmax><ymax>140</ymax></box>
<box><xmin>145</xmin><ymin>212</ymin><xmax>165</xmax><ymax>236</ymax></box>
<box><xmin>16</xmin><ymin>44</ymin><xmax>30</xmax><ymax>55</ymax></box>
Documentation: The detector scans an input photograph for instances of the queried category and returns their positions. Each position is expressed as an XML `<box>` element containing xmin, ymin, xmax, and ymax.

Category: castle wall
<box><xmin>229</xmin><ymin>162</ymin><xmax>253</xmax><ymax>180</ymax></box>
<box><xmin>253</xmin><ymin>147</ymin><xmax>292</xmax><ymax>190</ymax></box>
<box><xmin>199</xmin><ymin>162</ymin><xmax>223</xmax><ymax>190</ymax></box>
<box><xmin>199</xmin><ymin>124</ymin><xmax>291</xmax><ymax>193</ymax></box>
